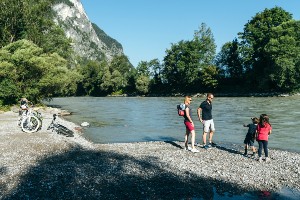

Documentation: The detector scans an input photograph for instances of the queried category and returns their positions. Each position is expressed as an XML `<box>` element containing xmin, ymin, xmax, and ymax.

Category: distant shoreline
<box><xmin>108</xmin><ymin>92</ymin><xmax>300</xmax><ymax>98</ymax></box>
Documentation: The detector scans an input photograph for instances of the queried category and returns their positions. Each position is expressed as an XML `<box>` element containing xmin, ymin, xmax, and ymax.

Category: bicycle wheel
<box><xmin>33</xmin><ymin>112</ymin><xmax>43</xmax><ymax>130</ymax></box>
<box><xmin>21</xmin><ymin>115</ymin><xmax>41</xmax><ymax>133</ymax></box>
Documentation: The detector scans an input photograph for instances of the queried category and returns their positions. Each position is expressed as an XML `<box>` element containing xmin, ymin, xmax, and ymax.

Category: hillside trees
<box><xmin>0</xmin><ymin>0</ymin><xmax>72</xmax><ymax>60</ymax></box>
<box><xmin>0</xmin><ymin>40</ymin><xmax>80</xmax><ymax>105</ymax></box>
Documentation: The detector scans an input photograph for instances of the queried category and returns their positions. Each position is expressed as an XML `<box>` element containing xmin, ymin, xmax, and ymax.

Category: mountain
<box><xmin>52</xmin><ymin>0</ymin><xmax>124</xmax><ymax>62</ymax></box>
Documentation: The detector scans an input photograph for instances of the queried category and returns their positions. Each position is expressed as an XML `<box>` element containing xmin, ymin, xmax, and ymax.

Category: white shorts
<box><xmin>203</xmin><ymin>119</ymin><xmax>215</xmax><ymax>133</ymax></box>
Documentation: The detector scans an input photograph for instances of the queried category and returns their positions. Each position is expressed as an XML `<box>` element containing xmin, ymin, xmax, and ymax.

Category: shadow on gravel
<box><xmin>0</xmin><ymin>147</ymin><xmax>288</xmax><ymax>200</ymax></box>
<box><xmin>164</xmin><ymin>141</ymin><xmax>184</xmax><ymax>149</ymax></box>
<box><xmin>215</xmin><ymin>145</ymin><xmax>242</xmax><ymax>155</ymax></box>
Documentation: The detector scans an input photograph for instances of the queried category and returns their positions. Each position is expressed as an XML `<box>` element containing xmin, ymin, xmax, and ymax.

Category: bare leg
<box><xmin>191</xmin><ymin>130</ymin><xmax>196</xmax><ymax>149</ymax></box>
<box><xmin>208</xmin><ymin>131</ymin><xmax>214</xmax><ymax>143</ymax></box>
<box><xmin>202</xmin><ymin>132</ymin><xmax>207</xmax><ymax>145</ymax></box>
<box><xmin>185</xmin><ymin>129</ymin><xmax>189</xmax><ymax>148</ymax></box>
<box><xmin>252</xmin><ymin>146</ymin><xmax>256</xmax><ymax>153</ymax></box>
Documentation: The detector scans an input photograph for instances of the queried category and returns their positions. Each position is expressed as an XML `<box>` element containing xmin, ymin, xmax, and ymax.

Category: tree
<box><xmin>135</xmin><ymin>61</ymin><xmax>151</xmax><ymax>95</ymax></box>
<box><xmin>215</xmin><ymin>39</ymin><xmax>243</xmax><ymax>79</ymax></box>
<box><xmin>0</xmin><ymin>0</ymin><xmax>24</xmax><ymax>46</ymax></box>
<box><xmin>163</xmin><ymin>23</ymin><xmax>217</xmax><ymax>93</ymax></box>
<box><xmin>100</xmin><ymin>65</ymin><xmax>113</xmax><ymax>94</ymax></box>
<box><xmin>109</xmin><ymin>55</ymin><xmax>135</xmax><ymax>94</ymax></box>
<box><xmin>76</xmin><ymin>60</ymin><xmax>104</xmax><ymax>96</ymax></box>
<box><xmin>0</xmin><ymin>0</ymin><xmax>72</xmax><ymax>60</ymax></box>
<box><xmin>265</xmin><ymin>20</ymin><xmax>300</xmax><ymax>92</ymax></box>
<box><xmin>239</xmin><ymin>7</ymin><xmax>293</xmax><ymax>91</ymax></box>
<box><xmin>135</xmin><ymin>75</ymin><xmax>150</xmax><ymax>94</ymax></box>
<box><xmin>0</xmin><ymin>39</ymin><xmax>79</xmax><ymax>105</ymax></box>
<box><xmin>201</xmin><ymin>66</ymin><xmax>219</xmax><ymax>90</ymax></box>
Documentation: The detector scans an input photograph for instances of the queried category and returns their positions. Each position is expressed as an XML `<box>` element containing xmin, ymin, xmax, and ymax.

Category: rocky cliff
<box><xmin>52</xmin><ymin>0</ymin><xmax>123</xmax><ymax>62</ymax></box>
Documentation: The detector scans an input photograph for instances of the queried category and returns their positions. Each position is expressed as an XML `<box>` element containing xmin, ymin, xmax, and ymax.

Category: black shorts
<box><xmin>244</xmin><ymin>135</ymin><xmax>254</xmax><ymax>146</ymax></box>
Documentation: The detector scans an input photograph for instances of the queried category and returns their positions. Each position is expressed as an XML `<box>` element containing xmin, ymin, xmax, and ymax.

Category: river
<box><xmin>45</xmin><ymin>96</ymin><xmax>300</xmax><ymax>153</ymax></box>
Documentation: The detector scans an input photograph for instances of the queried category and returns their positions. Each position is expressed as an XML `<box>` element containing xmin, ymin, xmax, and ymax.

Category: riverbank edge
<box><xmin>0</xmin><ymin>108</ymin><xmax>300</xmax><ymax>199</ymax></box>
<box><xmin>108</xmin><ymin>92</ymin><xmax>300</xmax><ymax>97</ymax></box>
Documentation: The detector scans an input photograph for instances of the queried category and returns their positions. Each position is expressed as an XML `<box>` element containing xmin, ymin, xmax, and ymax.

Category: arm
<box><xmin>185</xmin><ymin>107</ymin><xmax>193</xmax><ymax>124</ymax></box>
<box><xmin>197</xmin><ymin>107</ymin><xmax>203</xmax><ymax>123</ymax></box>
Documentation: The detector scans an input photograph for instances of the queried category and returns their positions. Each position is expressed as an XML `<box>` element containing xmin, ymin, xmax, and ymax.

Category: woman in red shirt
<box><xmin>256</xmin><ymin>114</ymin><xmax>272</xmax><ymax>162</ymax></box>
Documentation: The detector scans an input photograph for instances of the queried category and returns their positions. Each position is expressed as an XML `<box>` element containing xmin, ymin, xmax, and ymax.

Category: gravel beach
<box><xmin>0</xmin><ymin>108</ymin><xmax>299</xmax><ymax>199</ymax></box>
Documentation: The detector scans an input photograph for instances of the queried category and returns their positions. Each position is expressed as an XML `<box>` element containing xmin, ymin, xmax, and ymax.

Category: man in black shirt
<box><xmin>197</xmin><ymin>93</ymin><xmax>215</xmax><ymax>149</ymax></box>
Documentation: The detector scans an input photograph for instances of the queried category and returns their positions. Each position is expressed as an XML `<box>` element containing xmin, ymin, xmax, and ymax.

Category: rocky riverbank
<box><xmin>0</xmin><ymin>109</ymin><xmax>299</xmax><ymax>199</ymax></box>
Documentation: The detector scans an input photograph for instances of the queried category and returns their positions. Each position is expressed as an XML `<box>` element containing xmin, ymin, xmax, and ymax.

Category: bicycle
<box><xmin>47</xmin><ymin>114</ymin><xmax>74</xmax><ymax>137</ymax></box>
<box><xmin>19</xmin><ymin>103</ymin><xmax>43</xmax><ymax>133</ymax></box>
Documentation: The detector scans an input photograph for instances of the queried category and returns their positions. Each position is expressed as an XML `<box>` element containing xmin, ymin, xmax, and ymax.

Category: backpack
<box><xmin>177</xmin><ymin>103</ymin><xmax>186</xmax><ymax>116</ymax></box>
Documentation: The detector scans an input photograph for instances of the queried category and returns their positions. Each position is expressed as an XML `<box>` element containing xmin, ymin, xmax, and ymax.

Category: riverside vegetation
<box><xmin>0</xmin><ymin>108</ymin><xmax>299</xmax><ymax>199</ymax></box>
<box><xmin>1</xmin><ymin>3</ymin><xmax>300</xmax><ymax>109</ymax></box>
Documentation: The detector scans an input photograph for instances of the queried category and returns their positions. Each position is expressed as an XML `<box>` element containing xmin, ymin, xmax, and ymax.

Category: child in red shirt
<box><xmin>256</xmin><ymin>114</ymin><xmax>272</xmax><ymax>162</ymax></box>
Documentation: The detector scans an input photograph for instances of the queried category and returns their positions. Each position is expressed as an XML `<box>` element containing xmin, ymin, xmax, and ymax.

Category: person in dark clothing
<box><xmin>243</xmin><ymin>117</ymin><xmax>258</xmax><ymax>157</ymax></box>
<box><xmin>197</xmin><ymin>93</ymin><xmax>215</xmax><ymax>149</ymax></box>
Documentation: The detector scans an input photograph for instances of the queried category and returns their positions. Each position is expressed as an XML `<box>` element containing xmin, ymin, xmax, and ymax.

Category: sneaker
<box><xmin>203</xmin><ymin>144</ymin><xmax>211</xmax><ymax>149</ymax></box>
<box><xmin>211</xmin><ymin>142</ymin><xmax>217</xmax><ymax>147</ymax></box>
<box><xmin>207</xmin><ymin>143</ymin><xmax>212</xmax><ymax>147</ymax></box>
<box><xmin>197</xmin><ymin>143</ymin><xmax>205</xmax><ymax>147</ymax></box>
<box><xmin>265</xmin><ymin>157</ymin><xmax>270</xmax><ymax>162</ymax></box>
<box><xmin>243</xmin><ymin>153</ymin><xmax>248</xmax><ymax>157</ymax></box>
<box><xmin>258</xmin><ymin>157</ymin><xmax>262</xmax><ymax>162</ymax></box>
<box><xmin>185</xmin><ymin>146</ymin><xmax>192</xmax><ymax>151</ymax></box>
<box><xmin>191</xmin><ymin>148</ymin><xmax>199</xmax><ymax>153</ymax></box>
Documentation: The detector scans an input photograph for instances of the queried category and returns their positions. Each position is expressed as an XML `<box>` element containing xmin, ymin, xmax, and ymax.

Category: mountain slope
<box><xmin>52</xmin><ymin>0</ymin><xmax>124</xmax><ymax>62</ymax></box>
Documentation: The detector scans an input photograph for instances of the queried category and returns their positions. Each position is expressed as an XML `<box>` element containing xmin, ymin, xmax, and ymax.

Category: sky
<box><xmin>80</xmin><ymin>0</ymin><xmax>300</xmax><ymax>67</ymax></box>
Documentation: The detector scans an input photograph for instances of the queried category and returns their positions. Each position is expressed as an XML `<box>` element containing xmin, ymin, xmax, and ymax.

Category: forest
<box><xmin>1</xmin><ymin>0</ymin><xmax>300</xmax><ymax>107</ymax></box>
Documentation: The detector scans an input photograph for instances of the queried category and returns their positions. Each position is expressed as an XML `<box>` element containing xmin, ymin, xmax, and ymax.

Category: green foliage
<box><xmin>0</xmin><ymin>39</ymin><xmax>80</xmax><ymax>105</ymax></box>
<box><xmin>92</xmin><ymin>23</ymin><xmax>123</xmax><ymax>51</ymax></box>
<box><xmin>0</xmin><ymin>0</ymin><xmax>24</xmax><ymax>47</ymax></box>
<box><xmin>200</xmin><ymin>66</ymin><xmax>219</xmax><ymax>89</ymax></box>
<box><xmin>215</xmin><ymin>39</ymin><xmax>243</xmax><ymax>79</ymax></box>
<box><xmin>135</xmin><ymin>75</ymin><xmax>150</xmax><ymax>94</ymax></box>
<box><xmin>265</xmin><ymin>20</ymin><xmax>300</xmax><ymax>91</ymax></box>
<box><xmin>163</xmin><ymin>23</ymin><xmax>217</xmax><ymax>93</ymax></box>
<box><xmin>109</xmin><ymin>55</ymin><xmax>135</xmax><ymax>93</ymax></box>
<box><xmin>76</xmin><ymin>60</ymin><xmax>103</xmax><ymax>96</ymax></box>
<box><xmin>0</xmin><ymin>0</ymin><xmax>72</xmax><ymax>60</ymax></box>
<box><xmin>215</xmin><ymin>6</ymin><xmax>300</xmax><ymax>94</ymax></box>
<box><xmin>100</xmin><ymin>64</ymin><xmax>113</xmax><ymax>93</ymax></box>
<box><xmin>239</xmin><ymin>7</ymin><xmax>293</xmax><ymax>91</ymax></box>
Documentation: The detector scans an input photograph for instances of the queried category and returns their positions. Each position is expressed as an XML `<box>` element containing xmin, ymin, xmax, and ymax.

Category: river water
<box><xmin>45</xmin><ymin>96</ymin><xmax>300</xmax><ymax>153</ymax></box>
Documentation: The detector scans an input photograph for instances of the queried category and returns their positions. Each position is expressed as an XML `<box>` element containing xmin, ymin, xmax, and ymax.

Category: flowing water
<box><xmin>45</xmin><ymin>96</ymin><xmax>300</xmax><ymax>153</ymax></box>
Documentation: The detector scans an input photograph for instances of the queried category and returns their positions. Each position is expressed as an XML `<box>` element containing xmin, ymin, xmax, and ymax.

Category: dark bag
<box><xmin>177</xmin><ymin>103</ymin><xmax>186</xmax><ymax>116</ymax></box>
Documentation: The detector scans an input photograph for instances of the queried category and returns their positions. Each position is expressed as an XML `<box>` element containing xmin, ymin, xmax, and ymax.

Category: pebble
<box><xmin>0</xmin><ymin>110</ymin><xmax>299</xmax><ymax>199</ymax></box>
